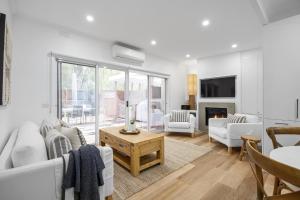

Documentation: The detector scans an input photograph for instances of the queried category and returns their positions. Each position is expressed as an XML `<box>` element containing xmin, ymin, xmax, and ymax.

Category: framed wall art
<box><xmin>0</xmin><ymin>13</ymin><xmax>12</xmax><ymax>106</ymax></box>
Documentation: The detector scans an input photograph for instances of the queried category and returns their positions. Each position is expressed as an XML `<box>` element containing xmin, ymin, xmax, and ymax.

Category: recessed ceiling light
<box><xmin>231</xmin><ymin>44</ymin><xmax>238</xmax><ymax>48</ymax></box>
<box><xmin>186</xmin><ymin>54</ymin><xmax>191</xmax><ymax>58</ymax></box>
<box><xmin>202</xmin><ymin>19</ymin><xmax>210</xmax><ymax>27</ymax></box>
<box><xmin>86</xmin><ymin>15</ymin><xmax>94</xmax><ymax>22</ymax></box>
<box><xmin>150</xmin><ymin>40</ymin><xmax>157</xmax><ymax>46</ymax></box>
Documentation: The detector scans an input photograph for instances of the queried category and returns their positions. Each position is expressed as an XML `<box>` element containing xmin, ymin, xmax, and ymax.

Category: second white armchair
<box><xmin>164</xmin><ymin>110</ymin><xmax>196</xmax><ymax>137</ymax></box>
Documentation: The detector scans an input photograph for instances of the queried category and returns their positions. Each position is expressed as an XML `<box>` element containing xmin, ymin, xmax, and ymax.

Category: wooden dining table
<box><xmin>270</xmin><ymin>146</ymin><xmax>300</xmax><ymax>191</ymax></box>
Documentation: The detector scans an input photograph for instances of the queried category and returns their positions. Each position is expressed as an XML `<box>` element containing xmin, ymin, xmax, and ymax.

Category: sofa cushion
<box><xmin>227</xmin><ymin>114</ymin><xmax>246</xmax><ymax>123</ymax></box>
<box><xmin>55</xmin><ymin>120</ymin><xmax>87</xmax><ymax>146</ymax></box>
<box><xmin>40</xmin><ymin>117</ymin><xmax>61</xmax><ymax>138</ymax></box>
<box><xmin>0</xmin><ymin>129</ymin><xmax>19</xmax><ymax>170</ymax></box>
<box><xmin>11</xmin><ymin>121</ymin><xmax>48</xmax><ymax>167</ymax></box>
<box><xmin>168</xmin><ymin>122</ymin><xmax>191</xmax><ymax>129</ymax></box>
<box><xmin>234</xmin><ymin>113</ymin><xmax>259</xmax><ymax>123</ymax></box>
<box><xmin>245</xmin><ymin>115</ymin><xmax>259</xmax><ymax>123</ymax></box>
<box><xmin>40</xmin><ymin>120</ymin><xmax>52</xmax><ymax>138</ymax></box>
<box><xmin>209</xmin><ymin>127</ymin><xmax>228</xmax><ymax>139</ymax></box>
<box><xmin>42</xmin><ymin>117</ymin><xmax>87</xmax><ymax>148</ymax></box>
<box><xmin>59</xmin><ymin>127</ymin><xmax>83</xmax><ymax>150</ymax></box>
<box><xmin>58</xmin><ymin>122</ymin><xmax>87</xmax><ymax>146</ymax></box>
<box><xmin>45</xmin><ymin>129</ymin><xmax>72</xmax><ymax>159</ymax></box>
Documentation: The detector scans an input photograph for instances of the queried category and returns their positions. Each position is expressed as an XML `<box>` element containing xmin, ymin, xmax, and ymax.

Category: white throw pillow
<box><xmin>11</xmin><ymin>121</ymin><xmax>48</xmax><ymax>167</ymax></box>
<box><xmin>245</xmin><ymin>114</ymin><xmax>259</xmax><ymax>123</ymax></box>
<box><xmin>0</xmin><ymin>129</ymin><xmax>19</xmax><ymax>170</ymax></box>
<box><xmin>59</xmin><ymin>127</ymin><xmax>82</xmax><ymax>150</ymax></box>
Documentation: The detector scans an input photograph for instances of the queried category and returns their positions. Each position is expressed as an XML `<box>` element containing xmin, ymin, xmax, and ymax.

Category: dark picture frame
<box><xmin>0</xmin><ymin>13</ymin><xmax>12</xmax><ymax>106</ymax></box>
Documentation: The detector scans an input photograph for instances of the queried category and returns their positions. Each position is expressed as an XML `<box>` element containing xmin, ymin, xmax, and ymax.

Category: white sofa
<box><xmin>164</xmin><ymin>110</ymin><xmax>196</xmax><ymax>137</ymax></box>
<box><xmin>0</xmin><ymin>121</ymin><xmax>114</xmax><ymax>200</ymax></box>
<box><xmin>208</xmin><ymin>114</ymin><xmax>262</xmax><ymax>153</ymax></box>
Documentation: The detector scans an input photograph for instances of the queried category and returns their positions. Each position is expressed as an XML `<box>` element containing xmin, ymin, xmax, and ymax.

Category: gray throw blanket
<box><xmin>62</xmin><ymin>145</ymin><xmax>105</xmax><ymax>200</ymax></box>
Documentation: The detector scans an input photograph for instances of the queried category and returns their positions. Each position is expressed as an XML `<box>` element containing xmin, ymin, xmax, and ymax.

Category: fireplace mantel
<box><xmin>198</xmin><ymin>102</ymin><xmax>235</xmax><ymax>131</ymax></box>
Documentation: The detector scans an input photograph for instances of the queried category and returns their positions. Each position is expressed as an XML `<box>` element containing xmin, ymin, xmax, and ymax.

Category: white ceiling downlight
<box><xmin>186</xmin><ymin>54</ymin><xmax>191</xmax><ymax>58</ymax></box>
<box><xmin>150</xmin><ymin>40</ymin><xmax>157</xmax><ymax>46</ymax></box>
<box><xmin>231</xmin><ymin>44</ymin><xmax>238</xmax><ymax>48</ymax></box>
<box><xmin>202</xmin><ymin>19</ymin><xmax>210</xmax><ymax>27</ymax></box>
<box><xmin>86</xmin><ymin>15</ymin><xmax>94</xmax><ymax>22</ymax></box>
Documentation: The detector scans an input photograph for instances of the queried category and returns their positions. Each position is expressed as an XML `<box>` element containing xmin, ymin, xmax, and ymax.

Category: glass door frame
<box><xmin>56</xmin><ymin>58</ymin><xmax>169</xmax><ymax>145</ymax></box>
<box><xmin>98</xmin><ymin>65</ymin><xmax>129</xmax><ymax>129</ymax></box>
<box><xmin>97</xmin><ymin>64</ymin><xmax>129</xmax><ymax>144</ymax></box>
<box><xmin>57</xmin><ymin>60</ymin><xmax>98</xmax><ymax>118</ymax></box>
<box><xmin>128</xmin><ymin>70</ymin><xmax>150</xmax><ymax>130</ymax></box>
<box><xmin>148</xmin><ymin>75</ymin><xmax>167</xmax><ymax>132</ymax></box>
<box><xmin>57</xmin><ymin>60</ymin><xmax>98</xmax><ymax>144</ymax></box>
<box><xmin>129</xmin><ymin>70</ymin><xmax>168</xmax><ymax>132</ymax></box>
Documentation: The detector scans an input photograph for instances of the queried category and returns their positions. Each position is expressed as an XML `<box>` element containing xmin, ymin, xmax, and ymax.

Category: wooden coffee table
<box><xmin>99</xmin><ymin>126</ymin><xmax>164</xmax><ymax>176</ymax></box>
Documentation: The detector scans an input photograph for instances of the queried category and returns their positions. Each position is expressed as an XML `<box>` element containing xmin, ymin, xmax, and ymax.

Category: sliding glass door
<box><xmin>149</xmin><ymin>77</ymin><xmax>166</xmax><ymax>131</ymax></box>
<box><xmin>58</xmin><ymin>61</ymin><xmax>168</xmax><ymax>144</ymax></box>
<box><xmin>59</xmin><ymin>62</ymin><xmax>96</xmax><ymax>144</ymax></box>
<box><xmin>99</xmin><ymin>67</ymin><xmax>126</xmax><ymax>127</ymax></box>
<box><xmin>129</xmin><ymin>72</ymin><xmax>148</xmax><ymax>129</ymax></box>
<box><xmin>128</xmin><ymin>73</ymin><xmax>167</xmax><ymax>131</ymax></box>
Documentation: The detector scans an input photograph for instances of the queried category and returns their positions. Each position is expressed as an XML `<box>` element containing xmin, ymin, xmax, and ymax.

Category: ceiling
<box><xmin>261</xmin><ymin>0</ymin><xmax>300</xmax><ymax>23</ymax></box>
<box><xmin>11</xmin><ymin>0</ymin><xmax>264</xmax><ymax>62</ymax></box>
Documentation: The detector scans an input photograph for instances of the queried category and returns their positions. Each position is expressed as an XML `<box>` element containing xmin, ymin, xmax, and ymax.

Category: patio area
<box><xmin>71</xmin><ymin>117</ymin><xmax>162</xmax><ymax>144</ymax></box>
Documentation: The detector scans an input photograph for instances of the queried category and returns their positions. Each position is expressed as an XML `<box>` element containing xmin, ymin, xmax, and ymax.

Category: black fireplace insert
<box><xmin>205</xmin><ymin>107</ymin><xmax>227</xmax><ymax>125</ymax></box>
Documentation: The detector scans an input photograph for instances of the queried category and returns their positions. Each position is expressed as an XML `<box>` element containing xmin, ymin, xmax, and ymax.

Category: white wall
<box><xmin>262</xmin><ymin>14</ymin><xmax>300</xmax><ymax>154</ymax></box>
<box><xmin>10</xmin><ymin>17</ymin><xmax>185</xmax><ymax>130</ymax></box>
<box><xmin>241</xmin><ymin>50</ymin><xmax>263</xmax><ymax>116</ymax></box>
<box><xmin>185</xmin><ymin>50</ymin><xmax>262</xmax><ymax>115</ymax></box>
<box><xmin>0</xmin><ymin>0</ymin><xmax>14</xmax><ymax>152</ymax></box>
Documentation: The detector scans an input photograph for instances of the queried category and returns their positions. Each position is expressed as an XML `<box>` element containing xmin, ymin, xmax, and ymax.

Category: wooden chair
<box><xmin>246</xmin><ymin>141</ymin><xmax>300</xmax><ymax>200</ymax></box>
<box><xmin>267</xmin><ymin>127</ymin><xmax>300</xmax><ymax>194</ymax></box>
<box><xmin>239</xmin><ymin>135</ymin><xmax>261</xmax><ymax>161</ymax></box>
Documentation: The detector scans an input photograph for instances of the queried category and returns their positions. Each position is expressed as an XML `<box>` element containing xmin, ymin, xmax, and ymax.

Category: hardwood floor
<box><xmin>128</xmin><ymin>132</ymin><xmax>274</xmax><ymax>200</ymax></box>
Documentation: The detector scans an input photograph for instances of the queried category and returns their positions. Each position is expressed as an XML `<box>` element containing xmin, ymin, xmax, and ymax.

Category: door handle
<box><xmin>297</xmin><ymin>98</ymin><xmax>299</xmax><ymax>119</ymax></box>
<box><xmin>274</xmin><ymin>122</ymin><xmax>289</xmax><ymax>126</ymax></box>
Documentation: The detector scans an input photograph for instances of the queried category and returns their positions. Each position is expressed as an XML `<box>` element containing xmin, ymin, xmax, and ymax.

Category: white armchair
<box><xmin>208</xmin><ymin>114</ymin><xmax>262</xmax><ymax>153</ymax></box>
<box><xmin>164</xmin><ymin>110</ymin><xmax>196</xmax><ymax>137</ymax></box>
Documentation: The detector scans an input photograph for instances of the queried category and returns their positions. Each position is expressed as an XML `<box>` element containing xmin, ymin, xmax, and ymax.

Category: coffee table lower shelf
<box><xmin>100</xmin><ymin>127</ymin><xmax>165</xmax><ymax>177</ymax></box>
<box><xmin>113</xmin><ymin>150</ymin><xmax>163</xmax><ymax>173</ymax></box>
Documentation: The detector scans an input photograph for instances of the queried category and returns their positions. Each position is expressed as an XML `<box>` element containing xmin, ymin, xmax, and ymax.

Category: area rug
<box><xmin>113</xmin><ymin>138</ymin><xmax>212</xmax><ymax>199</ymax></box>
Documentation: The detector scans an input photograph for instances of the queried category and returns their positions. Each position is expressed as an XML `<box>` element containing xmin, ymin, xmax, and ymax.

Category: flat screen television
<box><xmin>200</xmin><ymin>76</ymin><xmax>235</xmax><ymax>98</ymax></box>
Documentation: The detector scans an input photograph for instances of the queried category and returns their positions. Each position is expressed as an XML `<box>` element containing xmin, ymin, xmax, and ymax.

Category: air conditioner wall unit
<box><xmin>112</xmin><ymin>44</ymin><xmax>146</xmax><ymax>65</ymax></box>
